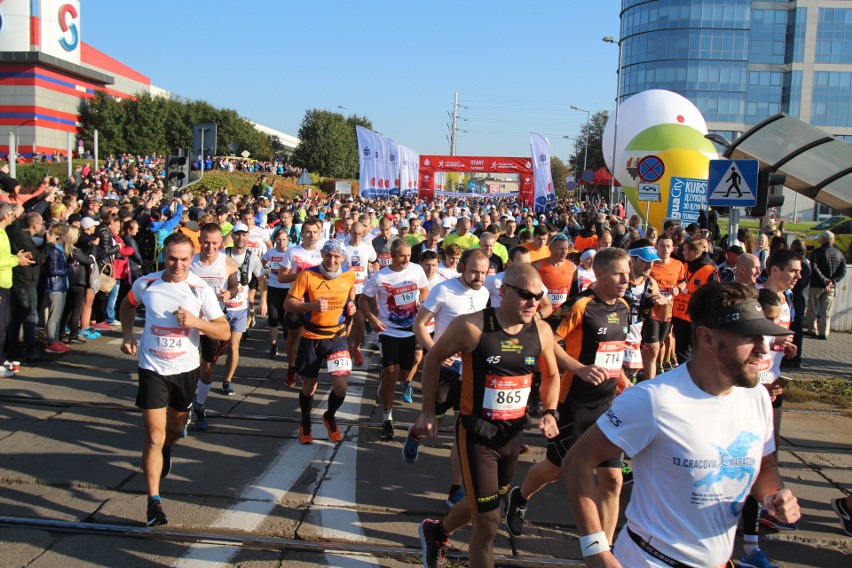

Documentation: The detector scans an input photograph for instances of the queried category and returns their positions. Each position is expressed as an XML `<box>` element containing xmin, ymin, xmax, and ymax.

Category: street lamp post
<box><xmin>569</xmin><ymin>105</ymin><xmax>591</xmax><ymax>178</ymax></box>
<box><xmin>603</xmin><ymin>36</ymin><xmax>623</xmax><ymax>210</ymax></box>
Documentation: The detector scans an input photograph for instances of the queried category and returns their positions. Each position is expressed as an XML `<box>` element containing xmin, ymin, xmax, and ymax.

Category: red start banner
<box><xmin>418</xmin><ymin>155</ymin><xmax>534</xmax><ymax>204</ymax></box>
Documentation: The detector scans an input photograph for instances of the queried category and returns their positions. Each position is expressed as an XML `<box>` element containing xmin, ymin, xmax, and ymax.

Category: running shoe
<box><xmin>66</xmin><ymin>337</ymin><xmax>86</xmax><ymax>345</ymax></box>
<box><xmin>80</xmin><ymin>328</ymin><xmax>101</xmax><ymax>340</ymax></box>
<box><xmin>222</xmin><ymin>381</ymin><xmax>235</xmax><ymax>396</ymax></box>
<box><xmin>759</xmin><ymin>509</ymin><xmax>797</xmax><ymax>530</ymax></box>
<box><xmin>44</xmin><ymin>341</ymin><xmax>69</xmax><ymax>354</ymax></box>
<box><xmin>402</xmin><ymin>425</ymin><xmax>421</xmax><ymax>464</ymax></box>
<box><xmin>446</xmin><ymin>486</ymin><xmax>466</xmax><ymax>508</ymax></box>
<box><xmin>146</xmin><ymin>499</ymin><xmax>168</xmax><ymax>527</ymax></box>
<box><xmin>160</xmin><ymin>445</ymin><xmax>172</xmax><ymax>478</ymax></box>
<box><xmin>505</xmin><ymin>486</ymin><xmax>527</xmax><ymax>537</ymax></box>
<box><xmin>402</xmin><ymin>382</ymin><xmax>414</xmax><ymax>403</ymax></box>
<box><xmin>831</xmin><ymin>497</ymin><xmax>852</xmax><ymax>536</ymax></box>
<box><xmin>621</xmin><ymin>464</ymin><xmax>634</xmax><ymax>486</ymax></box>
<box><xmin>380</xmin><ymin>419</ymin><xmax>395</xmax><ymax>440</ymax></box>
<box><xmin>92</xmin><ymin>321</ymin><xmax>112</xmax><ymax>331</ymax></box>
<box><xmin>299</xmin><ymin>424</ymin><xmax>313</xmax><ymax>444</ymax></box>
<box><xmin>194</xmin><ymin>405</ymin><xmax>208</xmax><ymax>431</ymax></box>
<box><xmin>418</xmin><ymin>519</ymin><xmax>448</xmax><ymax>568</ymax></box>
<box><xmin>323</xmin><ymin>412</ymin><xmax>342</xmax><ymax>443</ymax></box>
<box><xmin>285</xmin><ymin>369</ymin><xmax>297</xmax><ymax>387</ymax></box>
<box><xmin>739</xmin><ymin>549</ymin><xmax>780</xmax><ymax>568</ymax></box>
<box><xmin>269</xmin><ymin>344</ymin><xmax>278</xmax><ymax>358</ymax></box>
<box><xmin>1</xmin><ymin>368</ymin><xmax>15</xmax><ymax>378</ymax></box>
<box><xmin>352</xmin><ymin>346</ymin><xmax>363</xmax><ymax>366</ymax></box>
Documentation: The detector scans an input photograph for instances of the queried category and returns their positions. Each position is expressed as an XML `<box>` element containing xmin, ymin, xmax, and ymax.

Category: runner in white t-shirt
<box><xmin>239</xmin><ymin>209</ymin><xmax>271</xmax><ymax>258</ymax></box>
<box><xmin>119</xmin><ymin>232</ymin><xmax>230</xmax><ymax>528</ymax></box>
<box><xmin>278</xmin><ymin>217</ymin><xmax>324</xmax><ymax>386</ymax></box>
<box><xmin>188</xmin><ymin>223</ymin><xmax>240</xmax><ymax>429</ymax></box>
<box><xmin>343</xmin><ymin>221</ymin><xmax>378</xmax><ymax>366</ymax></box>
<box><xmin>405</xmin><ymin>249</ymin><xmax>490</xmax><ymax>504</ymax></box>
<box><xmin>359</xmin><ymin>238</ymin><xmax>429</xmax><ymax>440</ymax></box>
<box><xmin>262</xmin><ymin>230</ymin><xmax>289</xmax><ymax>359</ymax></box>
<box><xmin>564</xmin><ymin>282</ymin><xmax>800</xmax><ymax>568</ymax></box>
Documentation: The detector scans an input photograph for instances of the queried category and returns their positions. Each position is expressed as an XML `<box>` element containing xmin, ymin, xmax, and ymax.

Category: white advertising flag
<box><xmin>386</xmin><ymin>138</ymin><xmax>400</xmax><ymax>196</ymax></box>
<box><xmin>355</xmin><ymin>126</ymin><xmax>375</xmax><ymax>198</ymax></box>
<box><xmin>530</xmin><ymin>132</ymin><xmax>556</xmax><ymax>213</ymax></box>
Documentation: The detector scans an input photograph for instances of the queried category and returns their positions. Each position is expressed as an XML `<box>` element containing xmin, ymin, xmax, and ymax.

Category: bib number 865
<box><xmin>495</xmin><ymin>390</ymin><xmax>524</xmax><ymax>405</ymax></box>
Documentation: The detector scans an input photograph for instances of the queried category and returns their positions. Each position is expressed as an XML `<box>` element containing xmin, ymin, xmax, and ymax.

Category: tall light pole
<box><xmin>603</xmin><ymin>36</ymin><xmax>622</xmax><ymax>209</ymax></box>
<box><xmin>569</xmin><ymin>105</ymin><xmax>591</xmax><ymax>177</ymax></box>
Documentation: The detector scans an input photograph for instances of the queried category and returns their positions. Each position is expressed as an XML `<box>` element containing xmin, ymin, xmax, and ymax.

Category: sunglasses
<box><xmin>504</xmin><ymin>283</ymin><xmax>545</xmax><ymax>301</ymax></box>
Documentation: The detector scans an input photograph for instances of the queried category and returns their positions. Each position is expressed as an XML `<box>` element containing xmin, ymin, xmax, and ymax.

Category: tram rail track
<box><xmin>0</xmin><ymin>515</ymin><xmax>584</xmax><ymax>567</ymax></box>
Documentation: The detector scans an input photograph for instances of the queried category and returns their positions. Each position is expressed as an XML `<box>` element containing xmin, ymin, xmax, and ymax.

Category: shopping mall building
<box><xmin>0</xmin><ymin>0</ymin><xmax>297</xmax><ymax>160</ymax></box>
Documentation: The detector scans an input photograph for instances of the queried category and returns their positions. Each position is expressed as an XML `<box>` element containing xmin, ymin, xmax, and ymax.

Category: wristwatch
<box><xmin>542</xmin><ymin>408</ymin><xmax>560</xmax><ymax>421</ymax></box>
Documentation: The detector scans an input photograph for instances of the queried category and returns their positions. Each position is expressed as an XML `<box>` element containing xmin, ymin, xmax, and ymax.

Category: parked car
<box><xmin>797</xmin><ymin>215</ymin><xmax>852</xmax><ymax>262</ymax></box>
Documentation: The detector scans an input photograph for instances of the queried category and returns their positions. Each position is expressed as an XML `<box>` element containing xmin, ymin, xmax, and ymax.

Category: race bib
<box><xmin>594</xmin><ymin>341</ymin><xmax>625</xmax><ymax>378</ymax></box>
<box><xmin>224</xmin><ymin>284</ymin><xmax>247</xmax><ymax>309</ymax></box>
<box><xmin>149</xmin><ymin>325</ymin><xmax>189</xmax><ymax>360</ymax></box>
<box><xmin>756</xmin><ymin>354</ymin><xmax>774</xmax><ymax>384</ymax></box>
<box><xmin>623</xmin><ymin>341</ymin><xmax>643</xmax><ymax>370</ymax></box>
<box><xmin>327</xmin><ymin>350</ymin><xmax>352</xmax><ymax>376</ymax></box>
<box><xmin>482</xmin><ymin>373</ymin><xmax>532</xmax><ymax>421</ymax></box>
<box><xmin>547</xmin><ymin>288</ymin><xmax>568</xmax><ymax>307</ymax></box>
<box><xmin>391</xmin><ymin>282</ymin><xmax>418</xmax><ymax>309</ymax></box>
<box><xmin>378</xmin><ymin>253</ymin><xmax>392</xmax><ymax>267</ymax></box>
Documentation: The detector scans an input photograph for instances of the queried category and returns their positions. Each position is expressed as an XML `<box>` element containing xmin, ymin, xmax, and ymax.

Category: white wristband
<box><xmin>579</xmin><ymin>531</ymin><xmax>610</xmax><ymax>557</ymax></box>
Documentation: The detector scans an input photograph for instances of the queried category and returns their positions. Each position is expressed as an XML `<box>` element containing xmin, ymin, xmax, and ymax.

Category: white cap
<box><xmin>80</xmin><ymin>217</ymin><xmax>100</xmax><ymax>229</ymax></box>
<box><xmin>232</xmin><ymin>222</ymin><xmax>249</xmax><ymax>233</ymax></box>
<box><xmin>441</xmin><ymin>218</ymin><xmax>453</xmax><ymax>228</ymax></box>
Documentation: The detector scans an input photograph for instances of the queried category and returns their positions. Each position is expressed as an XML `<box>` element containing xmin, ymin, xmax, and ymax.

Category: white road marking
<box><xmin>174</xmin><ymin>369</ymin><xmax>376</xmax><ymax>567</ymax></box>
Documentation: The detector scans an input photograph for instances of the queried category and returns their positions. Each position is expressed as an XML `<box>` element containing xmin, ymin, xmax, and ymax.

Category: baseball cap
<box><xmin>693</xmin><ymin>299</ymin><xmax>793</xmax><ymax>337</ymax></box>
<box><xmin>80</xmin><ymin>217</ymin><xmax>100</xmax><ymax>229</ymax></box>
<box><xmin>580</xmin><ymin>249</ymin><xmax>596</xmax><ymax>262</ymax></box>
<box><xmin>398</xmin><ymin>219</ymin><xmax>409</xmax><ymax>229</ymax></box>
<box><xmin>441</xmin><ymin>218</ymin><xmax>453</xmax><ymax>228</ymax></box>
<box><xmin>321</xmin><ymin>239</ymin><xmax>346</xmax><ymax>256</ymax></box>
<box><xmin>628</xmin><ymin>246</ymin><xmax>661</xmax><ymax>263</ymax></box>
<box><xmin>232</xmin><ymin>222</ymin><xmax>249</xmax><ymax>233</ymax></box>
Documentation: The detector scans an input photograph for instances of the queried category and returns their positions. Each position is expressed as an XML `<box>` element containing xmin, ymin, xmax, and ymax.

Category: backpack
<box><xmin>136</xmin><ymin>227</ymin><xmax>159</xmax><ymax>274</ymax></box>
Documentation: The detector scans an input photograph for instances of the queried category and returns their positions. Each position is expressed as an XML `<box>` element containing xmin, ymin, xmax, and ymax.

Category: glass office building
<box><xmin>618</xmin><ymin>0</ymin><xmax>852</xmax><ymax>217</ymax></box>
<box><xmin>619</xmin><ymin>0</ymin><xmax>852</xmax><ymax>138</ymax></box>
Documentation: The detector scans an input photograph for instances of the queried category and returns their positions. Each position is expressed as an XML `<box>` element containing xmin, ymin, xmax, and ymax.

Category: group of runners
<box><xmin>119</xmin><ymin>192</ymin><xmax>805</xmax><ymax>568</ymax></box>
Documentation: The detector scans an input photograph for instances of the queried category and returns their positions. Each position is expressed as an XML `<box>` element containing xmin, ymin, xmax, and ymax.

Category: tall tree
<box><xmin>569</xmin><ymin>110</ymin><xmax>609</xmax><ymax>175</ymax></box>
<box><xmin>293</xmin><ymin>110</ymin><xmax>372</xmax><ymax>178</ymax></box>
<box><xmin>550</xmin><ymin>156</ymin><xmax>569</xmax><ymax>197</ymax></box>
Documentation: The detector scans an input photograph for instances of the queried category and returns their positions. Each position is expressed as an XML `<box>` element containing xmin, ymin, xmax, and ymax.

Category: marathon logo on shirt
<box><xmin>607</xmin><ymin>313</ymin><xmax>620</xmax><ymax>324</ymax></box>
<box><xmin>500</xmin><ymin>338</ymin><xmax>524</xmax><ymax>353</ymax></box>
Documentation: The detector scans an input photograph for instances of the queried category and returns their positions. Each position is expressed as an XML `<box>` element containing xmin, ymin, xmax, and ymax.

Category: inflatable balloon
<box><xmin>602</xmin><ymin>90</ymin><xmax>718</xmax><ymax>231</ymax></box>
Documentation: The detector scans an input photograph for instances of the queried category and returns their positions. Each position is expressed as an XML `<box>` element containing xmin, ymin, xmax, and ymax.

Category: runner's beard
<box><xmin>725</xmin><ymin>353</ymin><xmax>760</xmax><ymax>389</ymax></box>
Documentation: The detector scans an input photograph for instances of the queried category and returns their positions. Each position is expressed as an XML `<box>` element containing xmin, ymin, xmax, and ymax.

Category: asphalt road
<box><xmin>0</xmin><ymin>323</ymin><xmax>849</xmax><ymax>567</ymax></box>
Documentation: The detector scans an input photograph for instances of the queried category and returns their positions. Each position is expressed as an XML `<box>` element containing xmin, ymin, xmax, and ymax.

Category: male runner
<box><xmin>278</xmin><ymin>217</ymin><xmax>324</xmax><ymax>386</ymax></box>
<box><xmin>239</xmin><ymin>208</ymin><xmax>272</xmax><ymax>258</ymax></box>
<box><xmin>532</xmin><ymin>233</ymin><xmax>576</xmax><ymax>323</ymax></box>
<box><xmin>623</xmin><ymin>241</ymin><xmax>668</xmax><ymax>381</ymax></box>
<box><xmin>120</xmin><ymin>232</ymin><xmax>230</xmax><ymax>526</ymax></box>
<box><xmin>649</xmin><ymin>234</ymin><xmax>685</xmax><ymax>373</ymax></box>
<box><xmin>284</xmin><ymin>239</ymin><xmax>357</xmax><ymax>444</ymax></box>
<box><xmin>189</xmin><ymin>223</ymin><xmax>240</xmax><ymax>428</ymax></box>
<box><xmin>220</xmin><ymin>222</ymin><xmax>266</xmax><ymax>395</ymax></box>
<box><xmin>262</xmin><ymin>229</ymin><xmax>289</xmax><ymax>358</ymax></box>
<box><xmin>406</xmin><ymin>248</ymin><xmax>491</xmax><ymax>505</ymax></box>
<box><xmin>565</xmin><ymin>282</ymin><xmax>800</xmax><ymax>567</ymax></box>
<box><xmin>505</xmin><ymin>247</ymin><xmax>630</xmax><ymax>543</ymax></box>
<box><xmin>415</xmin><ymin>264</ymin><xmax>560</xmax><ymax>568</ymax></box>
<box><xmin>372</xmin><ymin>216</ymin><xmax>398</xmax><ymax>269</ymax></box>
<box><xmin>343</xmin><ymin>221</ymin><xmax>378</xmax><ymax>366</ymax></box>
<box><xmin>360</xmin><ymin>238</ymin><xmax>429</xmax><ymax>440</ymax></box>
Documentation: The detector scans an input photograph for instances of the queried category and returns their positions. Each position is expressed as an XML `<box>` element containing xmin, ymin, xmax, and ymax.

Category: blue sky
<box><xmin>83</xmin><ymin>0</ymin><xmax>622</xmax><ymax>161</ymax></box>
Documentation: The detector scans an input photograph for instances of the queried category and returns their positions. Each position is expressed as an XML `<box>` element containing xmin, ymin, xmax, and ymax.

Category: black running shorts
<box><xmin>199</xmin><ymin>335</ymin><xmax>228</xmax><ymax>364</ymax></box>
<box><xmin>266</xmin><ymin>287</ymin><xmax>287</xmax><ymax>328</ymax></box>
<box><xmin>136</xmin><ymin>367</ymin><xmax>199</xmax><ymax>411</ymax></box>
<box><xmin>546</xmin><ymin>402</ymin><xmax>623</xmax><ymax>469</ymax></box>
<box><xmin>457</xmin><ymin>415</ymin><xmax>524</xmax><ymax>514</ymax></box>
<box><xmin>379</xmin><ymin>334</ymin><xmax>416</xmax><ymax>369</ymax></box>
<box><xmin>295</xmin><ymin>336</ymin><xmax>350</xmax><ymax>378</ymax></box>
<box><xmin>641</xmin><ymin>319</ymin><xmax>671</xmax><ymax>344</ymax></box>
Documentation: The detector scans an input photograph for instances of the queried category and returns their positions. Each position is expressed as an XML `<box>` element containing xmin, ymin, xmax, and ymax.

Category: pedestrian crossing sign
<box><xmin>707</xmin><ymin>159</ymin><xmax>759</xmax><ymax>207</ymax></box>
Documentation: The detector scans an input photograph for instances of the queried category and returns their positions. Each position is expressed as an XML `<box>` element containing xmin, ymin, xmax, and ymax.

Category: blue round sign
<box><xmin>637</xmin><ymin>155</ymin><xmax>665</xmax><ymax>183</ymax></box>
<box><xmin>581</xmin><ymin>169</ymin><xmax>595</xmax><ymax>183</ymax></box>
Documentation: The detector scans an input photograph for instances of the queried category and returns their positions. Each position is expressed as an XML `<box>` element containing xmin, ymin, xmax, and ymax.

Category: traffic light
<box><xmin>166</xmin><ymin>149</ymin><xmax>190</xmax><ymax>189</ymax></box>
<box><xmin>749</xmin><ymin>171</ymin><xmax>786</xmax><ymax>217</ymax></box>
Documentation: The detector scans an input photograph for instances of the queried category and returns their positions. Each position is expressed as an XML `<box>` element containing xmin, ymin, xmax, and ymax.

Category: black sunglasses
<box><xmin>503</xmin><ymin>283</ymin><xmax>545</xmax><ymax>301</ymax></box>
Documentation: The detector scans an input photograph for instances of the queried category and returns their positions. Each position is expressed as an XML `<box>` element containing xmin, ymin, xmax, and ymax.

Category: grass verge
<box><xmin>784</xmin><ymin>378</ymin><xmax>852</xmax><ymax>410</ymax></box>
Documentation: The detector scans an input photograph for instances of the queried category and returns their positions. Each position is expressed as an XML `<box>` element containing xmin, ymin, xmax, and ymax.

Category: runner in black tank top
<box><xmin>412</xmin><ymin>264</ymin><xmax>561</xmax><ymax>568</ymax></box>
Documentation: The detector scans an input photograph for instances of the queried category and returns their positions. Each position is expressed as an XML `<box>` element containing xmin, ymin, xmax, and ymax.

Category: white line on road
<box><xmin>174</xmin><ymin>369</ymin><xmax>376</xmax><ymax>567</ymax></box>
